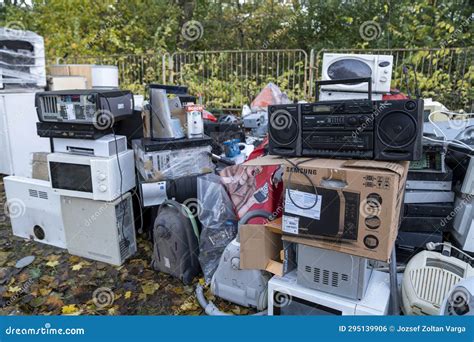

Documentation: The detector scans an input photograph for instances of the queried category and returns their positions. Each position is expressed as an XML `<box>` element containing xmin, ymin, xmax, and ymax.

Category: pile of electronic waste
<box><xmin>1</xmin><ymin>45</ymin><xmax>473</xmax><ymax>316</ymax></box>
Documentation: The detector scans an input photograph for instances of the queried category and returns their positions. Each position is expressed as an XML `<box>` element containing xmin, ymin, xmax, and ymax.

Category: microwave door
<box><xmin>49</xmin><ymin>162</ymin><xmax>93</xmax><ymax>193</ymax></box>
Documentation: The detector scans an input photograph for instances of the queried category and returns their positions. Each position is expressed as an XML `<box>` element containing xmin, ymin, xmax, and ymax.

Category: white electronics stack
<box><xmin>3</xmin><ymin>85</ymin><xmax>138</xmax><ymax>266</ymax></box>
<box><xmin>0</xmin><ymin>28</ymin><xmax>50</xmax><ymax>176</ymax></box>
<box><xmin>47</xmin><ymin>132</ymin><xmax>137</xmax><ymax>266</ymax></box>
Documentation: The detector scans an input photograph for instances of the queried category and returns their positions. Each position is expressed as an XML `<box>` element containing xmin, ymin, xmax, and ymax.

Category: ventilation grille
<box><xmin>28</xmin><ymin>189</ymin><xmax>48</xmax><ymax>200</ymax></box>
<box><xmin>409</xmin><ymin>267</ymin><xmax>462</xmax><ymax>307</ymax></box>
<box><xmin>41</xmin><ymin>96</ymin><xmax>58</xmax><ymax>114</ymax></box>
<box><xmin>119</xmin><ymin>238</ymin><xmax>129</xmax><ymax>260</ymax></box>
<box><xmin>305</xmin><ymin>266</ymin><xmax>349</xmax><ymax>288</ymax></box>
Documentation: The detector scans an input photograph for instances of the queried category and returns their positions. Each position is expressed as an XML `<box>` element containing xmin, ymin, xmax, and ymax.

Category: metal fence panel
<box><xmin>169</xmin><ymin>49</ymin><xmax>308</xmax><ymax>109</ymax></box>
<box><xmin>49</xmin><ymin>47</ymin><xmax>473</xmax><ymax>111</ymax></box>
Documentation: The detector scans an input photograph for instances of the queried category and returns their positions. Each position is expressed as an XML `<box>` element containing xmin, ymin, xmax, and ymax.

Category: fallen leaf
<box><xmin>46</xmin><ymin>260</ymin><xmax>59</xmax><ymax>268</ymax></box>
<box><xmin>71</xmin><ymin>263</ymin><xmax>83</xmax><ymax>271</ymax></box>
<box><xmin>61</xmin><ymin>304</ymin><xmax>78</xmax><ymax>314</ymax></box>
<box><xmin>39</xmin><ymin>288</ymin><xmax>51</xmax><ymax>296</ymax></box>
<box><xmin>8</xmin><ymin>285</ymin><xmax>21</xmax><ymax>293</ymax></box>
<box><xmin>124</xmin><ymin>291</ymin><xmax>132</xmax><ymax>299</ymax></box>
<box><xmin>29</xmin><ymin>297</ymin><xmax>45</xmax><ymax>308</ymax></box>
<box><xmin>46</xmin><ymin>255</ymin><xmax>61</xmax><ymax>262</ymax></box>
<box><xmin>45</xmin><ymin>295</ymin><xmax>64</xmax><ymax>308</ymax></box>
<box><xmin>141</xmin><ymin>282</ymin><xmax>159</xmax><ymax>296</ymax></box>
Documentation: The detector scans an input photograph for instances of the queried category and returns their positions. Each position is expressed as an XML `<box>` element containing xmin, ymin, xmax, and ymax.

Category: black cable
<box><xmin>100</xmin><ymin>93</ymin><xmax>129</xmax><ymax>248</ymax></box>
<box><xmin>284</xmin><ymin>158</ymin><xmax>319</xmax><ymax>210</ymax></box>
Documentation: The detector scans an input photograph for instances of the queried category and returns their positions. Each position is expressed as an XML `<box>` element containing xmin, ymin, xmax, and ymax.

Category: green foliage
<box><xmin>1</xmin><ymin>0</ymin><xmax>472</xmax><ymax>110</ymax></box>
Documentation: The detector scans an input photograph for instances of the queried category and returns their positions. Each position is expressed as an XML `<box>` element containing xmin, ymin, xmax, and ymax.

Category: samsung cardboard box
<box><xmin>246</xmin><ymin>156</ymin><xmax>409</xmax><ymax>262</ymax></box>
<box><xmin>240</xmin><ymin>223</ymin><xmax>296</xmax><ymax>276</ymax></box>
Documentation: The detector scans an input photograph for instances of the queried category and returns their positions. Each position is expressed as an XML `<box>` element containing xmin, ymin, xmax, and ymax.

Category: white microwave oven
<box><xmin>321</xmin><ymin>53</ymin><xmax>393</xmax><ymax>94</ymax></box>
<box><xmin>268</xmin><ymin>270</ymin><xmax>390</xmax><ymax>316</ymax></box>
<box><xmin>47</xmin><ymin>150</ymin><xmax>136</xmax><ymax>201</ymax></box>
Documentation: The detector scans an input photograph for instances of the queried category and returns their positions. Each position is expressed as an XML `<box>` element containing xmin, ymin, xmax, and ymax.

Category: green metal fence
<box><xmin>51</xmin><ymin>47</ymin><xmax>473</xmax><ymax>111</ymax></box>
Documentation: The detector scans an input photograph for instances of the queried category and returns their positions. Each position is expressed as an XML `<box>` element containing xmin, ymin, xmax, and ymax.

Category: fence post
<box><xmin>161</xmin><ymin>54</ymin><xmax>168</xmax><ymax>84</ymax></box>
<box><xmin>308</xmin><ymin>49</ymin><xmax>315</xmax><ymax>100</ymax></box>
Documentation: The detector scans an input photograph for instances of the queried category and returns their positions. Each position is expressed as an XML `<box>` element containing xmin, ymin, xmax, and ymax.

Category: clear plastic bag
<box><xmin>250</xmin><ymin>82</ymin><xmax>291</xmax><ymax>111</ymax></box>
<box><xmin>197</xmin><ymin>174</ymin><xmax>238</xmax><ymax>283</ymax></box>
<box><xmin>133</xmin><ymin>140</ymin><xmax>214</xmax><ymax>181</ymax></box>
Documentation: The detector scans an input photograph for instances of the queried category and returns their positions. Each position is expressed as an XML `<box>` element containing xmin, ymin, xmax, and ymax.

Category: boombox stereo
<box><xmin>269</xmin><ymin>78</ymin><xmax>423</xmax><ymax>161</ymax></box>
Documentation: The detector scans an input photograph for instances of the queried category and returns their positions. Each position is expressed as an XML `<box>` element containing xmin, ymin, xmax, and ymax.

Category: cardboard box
<box><xmin>247</xmin><ymin>155</ymin><xmax>409</xmax><ymax>262</ymax></box>
<box><xmin>31</xmin><ymin>152</ymin><xmax>49</xmax><ymax>181</ymax></box>
<box><xmin>48</xmin><ymin>75</ymin><xmax>87</xmax><ymax>90</ymax></box>
<box><xmin>49</xmin><ymin>64</ymin><xmax>93</xmax><ymax>88</ymax></box>
<box><xmin>240</xmin><ymin>223</ymin><xmax>296</xmax><ymax>276</ymax></box>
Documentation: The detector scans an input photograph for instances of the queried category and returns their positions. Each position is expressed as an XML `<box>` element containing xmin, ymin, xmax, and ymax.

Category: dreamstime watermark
<box><xmin>446</xmin><ymin>286</ymin><xmax>473</xmax><ymax>315</ymax></box>
<box><xmin>182</xmin><ymin>198</ymin><xmax>203</xmax><ymax>219</ymax></box>
<box><xmin>262</xmin><ymin>14</ymin><xmax>298</xmax><ymax>49</ymax></box>
<box><xmin>93</xmin><ymin>109</ymin><xmax>115</xmax><ymax>131</ymax></box>
<box><xmin>440</xmin><ymin>15</ymin><xmax>473</xmax><ymax>49</ymax></box>
<box><xmin>3</xmin><ymin>198</ymin><xmax>26</xmax><ymax>220</ymax></box>
<box><xmin>3</xmin><ymin>278</ymin><xmax>34</xmax><ymax>308</ymax></box>
<box><xmin>439</xmin><ymin>193</ymin><xmax>473</xmax><ymax>229</ymax></box>
<box><xmin>273</xmin><ymin>287</ymin><xmax>292</xmax><ymax>308</ymax></box>
<box><xmin>352</xmin><ymin>101</ymin><xmax>392</xmax><ymax>138</ymax></box>
<box><xmin>5</xmin><ymin>323</ymin><xmax>85</xmax><ymax>336</ymax></box>
<box><xmin>181</xmin><ymin>20</ymin><xmax>204</xmax><ymax>42</ymax></box>
<box><xmin>269</xmin><ymin>108</ymin><xmax>293</xmax><ymax>131</ymax></box>
<box><xmin>359</xmin><ymin>20</ymin><xmax>382</xmax><ymax>41</ymax></box>
<box><xmin>360</xmin><ymin>198</ymin><xmax>382</xmax><ymax>218</ymax></box>
<box><xmin>92</xmin><ymin>287</ymin><xmax>114</xmax><ymax>308</ymax></box>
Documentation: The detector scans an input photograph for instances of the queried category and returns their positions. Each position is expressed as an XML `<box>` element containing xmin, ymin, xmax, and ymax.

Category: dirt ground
<box><xmin>0</xmin><ymin>176</ymin><xmax>247</xmax><ymax>316</ymax></box>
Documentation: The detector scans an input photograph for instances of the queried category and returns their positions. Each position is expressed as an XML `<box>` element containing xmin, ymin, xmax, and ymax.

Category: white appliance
<box><xmin>0</xmin><ymin>28</ymin><xmax>46</xmax><ymax>88</ymax></box>
<box><xmin>91</xmin><ymin>65</ymin><xmax>119</xmax><ymax>89</ymax></box>
<box><xmin>52</xmin><ymin>134</ymin><xmax>127</xmax><ymax>157</ymax></box>
<box><xmin>0</xmin><ymin>91</ymin><xmax>51</xmax><ymax>176</ymax></box>
<box><xmin>319</xmin><ymin>90</ymin><xmax>383</xmax><ymax>101</ymax></box>
<box><xmin>61</xmin><ymin>193</ymin><xmax>136</xmax><ymax>266</ymax></box>
<box><xmin>186</xmin><ymin>105</ymin><xmax>204</xmax><ymax>139</ymax></box>
<box><xmin>47</xmin><ymin>150</ymin><xmax>135</xmax><ymax>201</ymax></box>
<box><xmin>440</xmin><ymin>277</ymin><xmax>474</xmax><ymax>316</ymax></box>
<box><xmin>402</xmin><ymin>250</ymin><xmax>474</xmax><ymax>315</ymax></box>
<box><xmin>297</xmin><ymin>245</ymin><xmax>372</xmax><ymax>300</ymax></box>
<box><xmin>423</xmin><ymin>98</ymin><xmax>449</xmax><ymax>122</ymax></box>
<box><xmin>321</xmin><ymin>53</ymin><xmax>393</xmax><ymax>94</ymax></box>
<box><xmin>452</xmin><ymin>195</ymin><xmax>474</xmax><ymax>253</ymax></box>
<box><xmin>268</xmin><ymin>270</ymin><xmax>390</xmax><ymax>315</ymax></box>
<box><xmin>460</xmin><ymin>156</ymin><xmax>474</xmax><ymax>195</ymax></box>
<box><xmin>3</xmin><ymin>176</ymin><xmax>66</xmax><ymax>249</ymax></box>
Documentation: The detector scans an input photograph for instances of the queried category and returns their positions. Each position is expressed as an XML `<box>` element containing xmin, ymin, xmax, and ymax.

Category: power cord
<box><xmin>99</xmin><ymin>92</ymin><xmax>131</xmax><ymax>249</ymax></box>
<box><xmin>284</xmin><ymin>158</ymin><xmax>319</xmax><ymax>210</ymax></box>
<box><xmin>426</xmin><ymin>242</ymin><xmax>474</xmax><ymax>262</ymax></box>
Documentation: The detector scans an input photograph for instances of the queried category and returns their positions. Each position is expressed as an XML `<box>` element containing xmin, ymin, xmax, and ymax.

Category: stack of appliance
<box><xmin>263</xmin><ymin>53</ymin><xmax>420</xmax><ymax>315</ymax></box>
<box><xmin>398</xmin><ymin>138</ymin><xmax>455</xmax><ymax>257</ymax></box>
<box><xmin>4</xmin><ymin>89</ymin><xmax>138</xmax><ymax>266</ymax></box>
<box><xmin>134</xmin><ymin>84</ymin><xmax>214</xmax><ymax>237</ymax></box>
<box><xmin>0</xmin><ymin>28</ymin><xmax>50</xmax><ymax>177</ymax></box>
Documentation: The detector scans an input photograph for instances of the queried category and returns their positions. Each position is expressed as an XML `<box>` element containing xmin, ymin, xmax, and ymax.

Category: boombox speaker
<box><xmin>374</xmin><ymin>99</ymin><xmax>423</xmax><ymax>161</ymax></box>
<box><xmin>268</xmin><ymin>103</ymin><xmax>301</xmax><ymax>156</ymax></box>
